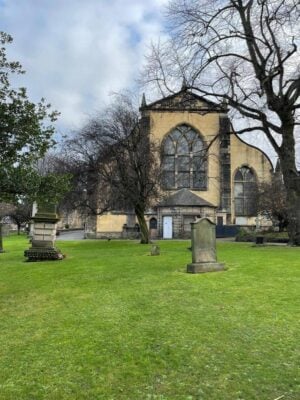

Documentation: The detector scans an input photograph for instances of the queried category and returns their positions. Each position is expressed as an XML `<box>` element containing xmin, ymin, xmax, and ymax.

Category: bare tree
<box><xmin>57</xmin><ymin>126</ymin><xmax>117</xmax><ymax>220</ymax></box>
<box><xmin>143</xmin><ymin>0</ymin><xmax>300</xmax><ymax>245</ymax></box>
<box><xmin>100</xmin><ymin>94</ymin><xmax>161</xmax><ymax>244</ymax></box>
<box><xmin>61</xmin><ymin>96</ymin><xmax>161</xmax><ymax>243</ymax></box>
<box><xmin>256</xmin><ymin>174</ymin><xmax>288</xmax><ymax>231</ymax></box>
<box><xmin>7</xmin><ymin>202</ymin><xmax>31</xmax><ymax>235</ymax></box>
<box><xmin>0</xmin><ymin>203</ymin><xmax>14</xmax><ymax>252</ymax></box>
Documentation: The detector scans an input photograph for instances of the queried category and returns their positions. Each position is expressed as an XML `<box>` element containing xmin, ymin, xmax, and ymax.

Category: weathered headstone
<box><xmin>24</xmin><ymin>203</ymin><xmax>63</xmax><ymax>261</ymax></box>
<box><xmin>150</xmin><ymin>244</ymin><xmax>160</xmax><ymax>256</ymax></box>
<box><xmin>187</xmin><ymin>217</ymin><xmax>225</xmax><ymax>273</ymax></box>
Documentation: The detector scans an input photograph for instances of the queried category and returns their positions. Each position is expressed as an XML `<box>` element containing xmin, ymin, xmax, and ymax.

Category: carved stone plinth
<box><xmin>187</xmin><ymin>217</ymin><xmax>225</xmax><ymax>274</ymax></box>
<box><xmin>187</xmin><ymin>262</ymin><xmax>225</xmax><ymax>274</ymax></box>
<box><xmin>24</xmin><ymin>204</ymin><xmax>63</xmax><ymax>262</ymax></box>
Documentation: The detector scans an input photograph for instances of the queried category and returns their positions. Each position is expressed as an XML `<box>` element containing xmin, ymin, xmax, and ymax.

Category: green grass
<box><xmin>0</xmin><ymin>236</ymin><xmax>299</xmax><ymax>400</ymax></box>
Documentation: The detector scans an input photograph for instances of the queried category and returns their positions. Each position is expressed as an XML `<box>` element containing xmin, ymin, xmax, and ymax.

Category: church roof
<box><xmin>158</xmin><ymin>189</ymin><xmax>216</xmax><ymax>208</ymax></box>
<box><xmin>140</xmin><ymin>89</ymin><xmax>225</xmax><ymax>113</ymax></box>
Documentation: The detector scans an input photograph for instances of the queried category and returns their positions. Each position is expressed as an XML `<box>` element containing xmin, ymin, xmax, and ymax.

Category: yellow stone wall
<box><xmin>97</xmin><ymin>213</ymin><xmax>127</xmax><ymax>233</ymax></box>
<box><xmin>97</xmin><ymin>212</ymin><xmax>161</xmax><ymax>234</ymax></box>
<box><xmin>230</xmin><ymin>134</ymin><xmax>273</xmax><ymax>223</ymax></box>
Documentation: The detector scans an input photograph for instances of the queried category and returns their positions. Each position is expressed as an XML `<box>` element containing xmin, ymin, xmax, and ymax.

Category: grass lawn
<box><xmin>0</xmin><ymin>236</ymin><xmax>299</xmax><ymax>400</ymax></box>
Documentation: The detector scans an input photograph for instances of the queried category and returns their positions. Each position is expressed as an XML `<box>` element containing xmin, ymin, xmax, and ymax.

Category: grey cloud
<box><xmin>0</xmin><ymin>0</ymin><xmax>165</xmax><ymax>132</ymax></box>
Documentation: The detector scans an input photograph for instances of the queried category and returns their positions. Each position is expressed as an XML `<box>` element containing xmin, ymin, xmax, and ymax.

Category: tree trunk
<box><xmin>0</xmin><ymin>223</ymin><xmax>4</xmax><ymax>253</ymax></box>
<box><xmin>135</xmin><ymin>204</ymin><xmax>150</xmax><ymax>244</ymax></box>
<box><xmin>278</xmin><ymin>219</ymin><xmax>285</xmax><ymax>233</ymax></box>
<box><xmin>17</xmin><ymin>223</ymin><xmax>21</xmax><ymax>235</ymax></box>
<box><xmin>279</xmin><ymin>123</ymin><xmax>300</xmax><ymax>246</ymax></box>
<box><xmin>285</xmin><ymin>187</ymin><xmax>300</xmax><ymax>246</ymax></box>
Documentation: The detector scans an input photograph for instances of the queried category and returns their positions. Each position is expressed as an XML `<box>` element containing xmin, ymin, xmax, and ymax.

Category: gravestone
<box><xmin>150</xmin><ymin>244</ymin><xmax>160</xmax><ymax>256</ymax></box>
<box><xmin>187</xmin><ymin>217</ymin><xmax>225</xmax><ymax>273</ymax></box>
<box><xmin>24</xmin><ymin>203</ymin><xmax>63</xmax><ymax>261</ymax></box>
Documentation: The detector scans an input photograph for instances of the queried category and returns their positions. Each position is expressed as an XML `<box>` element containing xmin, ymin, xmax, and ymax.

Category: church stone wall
<box><xmin>230</xmin><ymin>134</ymin><xmax>273</xmax><ymax>224</ymax></box>
<box><xmin>96</xmin><ymin>213</ymin><xmax>127</xmax><ymax>237</ymax></box>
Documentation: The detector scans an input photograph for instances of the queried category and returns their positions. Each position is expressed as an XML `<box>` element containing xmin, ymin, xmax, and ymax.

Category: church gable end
<box><xmin>141</xmin><ymin>90</ymin><xmax>223</xmax><ymax>113</ymax></box>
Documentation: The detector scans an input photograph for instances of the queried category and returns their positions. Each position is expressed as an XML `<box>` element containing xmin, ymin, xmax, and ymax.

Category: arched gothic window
<box><xmin>149</xmin><ymin>217</ymin><xmax>157</xmax><ymax>229</ymax></box>
<box><xmin>234</xmin><ymin>166</ymin><xmax>257</xmax><ymax>216</ymax></box>
<box><xmin>162</xmin><ymin>125</ymin><xmax>207</xmax><ymax>190</ymax></box>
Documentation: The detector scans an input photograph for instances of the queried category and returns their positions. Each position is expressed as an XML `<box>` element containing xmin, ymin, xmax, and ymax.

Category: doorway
<box><xmin>163</xmin><ymin>216</ymin><xmax>173</xmax><ymax>239</ymax></box>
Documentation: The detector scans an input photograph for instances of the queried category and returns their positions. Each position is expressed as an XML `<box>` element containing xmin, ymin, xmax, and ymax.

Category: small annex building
<box><xmin>156</xmin><ymin>189</ymin><xmax>216</xmax><ymax>239</ymax></box>
<box><xmin>86</xmin><ymin>88</ymin><xmax>273</xmax><ymax>239</ymax></box>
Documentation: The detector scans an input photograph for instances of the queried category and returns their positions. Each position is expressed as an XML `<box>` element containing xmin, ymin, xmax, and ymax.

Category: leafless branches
<box><xmin>142</xmin><ymin>0</ymin><xmax>300</xmax><ymax>244</ymax></box>
<box><xmin>60</xmin><ymin>94</ymin><xmax>161</xmax><ymax>243</ymax></box>
<box><xmin>143</xmin><ymin>0</ymin><xmax>300</xmax><ymax>143</ymax></box>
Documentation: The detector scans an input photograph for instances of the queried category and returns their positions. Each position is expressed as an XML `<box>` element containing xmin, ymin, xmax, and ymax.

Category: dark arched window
<box><xmin>149</xmin><ymin>217</ymin><xmax>157</xmax><ymax>229</ymax></box>
<box><xmin>234</xmin><ymin>167</ymin><xmax>257</xmax><ymax>216</ymax></box>
<box><xmin>162</xmin><ymin>125</ymin><xmax>207</xmax><ymax>190</ymax></box>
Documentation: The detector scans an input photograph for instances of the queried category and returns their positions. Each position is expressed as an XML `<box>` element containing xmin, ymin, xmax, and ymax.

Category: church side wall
<box><xmin>96</xmin><ymin>213</ymin><xmax>127</xmax><ymax>237</ymax></box>
<box><xmin>95</xmin><ymin>213</ymin><xmax>157</xmax><ymax>239</ymax></box>
<box><xmin>230</xmin><ymin>134</ymin><xmax>273</xmax><ymax>224</ymax></box>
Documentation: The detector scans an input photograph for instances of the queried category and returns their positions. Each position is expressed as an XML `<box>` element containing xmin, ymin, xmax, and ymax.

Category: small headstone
<box><xmin>150</xmin><ymin>244</ymin><xmax>160</xmax><ymax>256</ymax></box>
<box><xmin>187</xmin><ymin>217</ymin><xmax>225</xmax><ymax>273</ymax></box>
<box><xmin>24</xmin><ymin>203</ymin><xmax>63</xmax><ymax>261</ymax></box>
<box><xmin>255</xmin><ymin>236</ymin><xmax>265</xmax><ymax>245</ymax></box>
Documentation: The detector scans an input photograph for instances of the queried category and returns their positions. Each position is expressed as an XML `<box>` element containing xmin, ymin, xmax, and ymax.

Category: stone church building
<box><xmin>86</xmin><ymin>88</ymin><xmax>273</xmax><ymax>239</ymax></box>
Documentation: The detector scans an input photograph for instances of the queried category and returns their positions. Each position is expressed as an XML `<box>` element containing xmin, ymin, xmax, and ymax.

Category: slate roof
<box><xmin>158</xmin><ymin>189</ymin><xmax>216</xmax><ymax>208</ymax></box>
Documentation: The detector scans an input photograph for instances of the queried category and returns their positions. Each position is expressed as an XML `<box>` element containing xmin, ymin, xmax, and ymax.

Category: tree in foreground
<box><xmin>0</xmin><ymin>32</ymin><xmax>59</xmax><ymax>184</ymax></box>
<box><xmin>0</xmin><ymin>31</ymin><xmax>64</xmax><ymax>205</ymax></box>
<box><xmin>0</xmin><ymin>32</ymin><xmax>69</xmax><ymax>251</ymax></box>
<box><xmin>143</xmin><ymin>0</ymin><xmax>300</xmax><ymax>245</ymax></box>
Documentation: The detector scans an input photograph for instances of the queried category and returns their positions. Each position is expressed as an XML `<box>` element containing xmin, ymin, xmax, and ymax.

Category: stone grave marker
<box><xmin>187</xmin><ymin>217</ymin><xmax>225</xmax><ymax>273</ymax></box>
<box><xmin>150</xmin><ymin>244</ymin><xmax>160</xmax><ymax>256</ymax></box>
<box><xmin>24</xmin><ymin>203</ymin><xmax>63</xmax><ymax>261</ymax></box>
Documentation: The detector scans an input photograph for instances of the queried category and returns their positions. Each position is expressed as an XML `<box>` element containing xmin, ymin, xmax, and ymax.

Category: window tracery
<box><xmin>234</xmin><ymin>166</ymin><xmax>257</xmax><ymax>216</ymax></box>
<box><xmin>162</xmin><ymin>125</ymin><xmax>207</xmax><ymax>190</ymax></box>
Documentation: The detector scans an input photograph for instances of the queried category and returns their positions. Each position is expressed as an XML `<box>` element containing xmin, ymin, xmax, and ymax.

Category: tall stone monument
<box><xmin>187</xmin><ymin>217</ymin><xmax>225</xmax><ymax>273</ymax></box>
<box><xmin>24</xmin><ymin>203</ymin><xmax>63</xmax><ymax>261</ymax></box>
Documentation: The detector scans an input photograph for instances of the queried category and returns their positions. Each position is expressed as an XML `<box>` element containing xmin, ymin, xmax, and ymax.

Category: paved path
<box><xmin>56</xmin><ymin>233</ymin><xmax>288</xmax><ymax>246</ymax></box>
<box><xmin>57</xmin><ymin>230</ymin><xmax>85</xmax><ymax>241</ymax></box>
<box><xmin>56</xmin><ymin>231</ymin><xmax>238</xmax><ymax>242</ymax></box>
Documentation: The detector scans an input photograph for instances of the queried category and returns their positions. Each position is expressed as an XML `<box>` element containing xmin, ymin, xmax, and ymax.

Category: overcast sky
<box><xmin>0</xmin><ymin>0</ymin><xmax>168</xmax><ymax>135</ymax></box>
